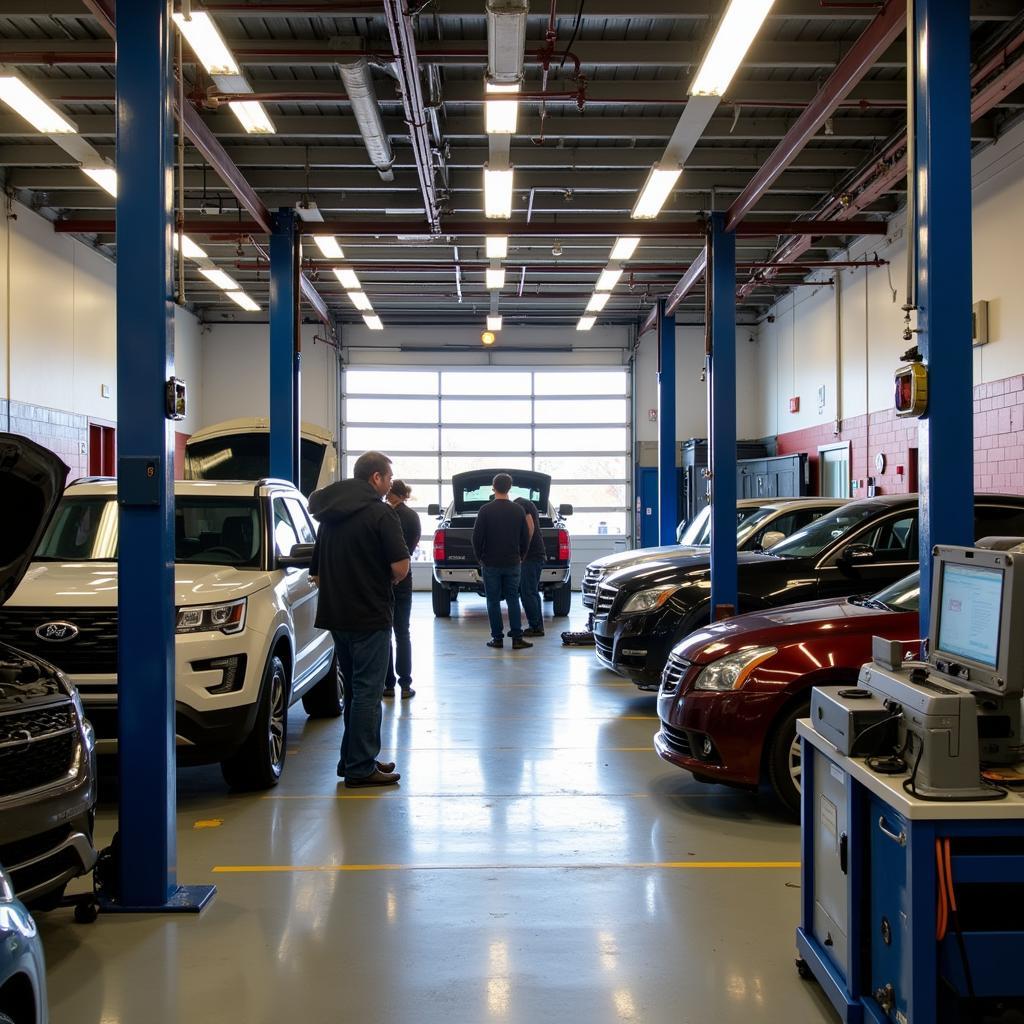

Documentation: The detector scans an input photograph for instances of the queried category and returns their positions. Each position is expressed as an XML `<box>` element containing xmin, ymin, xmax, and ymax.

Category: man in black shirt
<box><xmin>514</xmin><ymin>494</ymin><xmax>545</xmax><ymax>637</ymax></box>
<box><xmin>472</xmin><ymin>473</ymin><xmax>532</xmax><ymax>650</ymax></box>
<box><xmin>310</xmin><ymin>451</ymin><xmax>409</xmax><ymax>787</ymax></box>
<box><xmin>384</xmin><ymin>479</ymin><xmax>421</xmax><ymax>698</ymax></box>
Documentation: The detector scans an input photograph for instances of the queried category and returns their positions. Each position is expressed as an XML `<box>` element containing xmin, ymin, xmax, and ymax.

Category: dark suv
<box><xmin>0</xmin><ymin>434</ymin><xmax>97</xmax><ymax>907</ymax></box>
<box><xmin>593</xmin><ymin>493</ymin><xmax>1024</xmax><ymax>688</ymax></box>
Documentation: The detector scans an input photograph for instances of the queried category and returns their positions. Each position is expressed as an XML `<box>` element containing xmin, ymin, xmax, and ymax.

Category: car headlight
<box><xmin>621</xmin><ymin>585</ymin><xmax>680</xmax><ymax>615</ymax></box>
<box><xmin>693</xmin><ymin>646</ymin><xmax>778</xmax><ymax>691</ymax></box>
<box><xmin>176</xmin><ymin>598</ymin><xmax>247</xmax><ymax>635</ymax></box>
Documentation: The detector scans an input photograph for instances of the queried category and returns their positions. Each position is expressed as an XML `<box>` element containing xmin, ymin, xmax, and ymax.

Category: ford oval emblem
<box><xmin>35</xmin><ymin>621</ymin><xmax>80</xmax><ymax>642</ymax></box>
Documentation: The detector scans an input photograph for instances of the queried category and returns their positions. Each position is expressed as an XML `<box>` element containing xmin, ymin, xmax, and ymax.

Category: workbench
<box><xmin>796</xmin><ymin>719</ymin><xmax>1024</xmax><ymax>1024</ymax></box>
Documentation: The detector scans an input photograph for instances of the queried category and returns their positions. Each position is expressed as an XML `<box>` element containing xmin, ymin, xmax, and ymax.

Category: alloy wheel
<box><xmin>268</xmin><ymin>670</ymin><xmax>286</xmax><ymax>769</ymax></box>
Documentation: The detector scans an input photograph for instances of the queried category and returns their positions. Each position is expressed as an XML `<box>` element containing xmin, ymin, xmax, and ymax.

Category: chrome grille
<box><xmin>581</xmin><ymin>567</ymin><xmax>602</xmax><ymax>608</ymax></box>
<box><xmin>661</xmin><ymin>653</ymin><xmax>691</xmax><ymax>695</ymax></box>
<box><xmin>593</xmin><ymin>582</ymin><xmax>617</xmax><ymax>618</ymax></box>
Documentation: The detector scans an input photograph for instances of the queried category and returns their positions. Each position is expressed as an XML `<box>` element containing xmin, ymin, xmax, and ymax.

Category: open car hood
<box><xmin>0</xmin><ymin>433</ymin><xmax>69</xmax><ymax>606</ymax></box>
<box><xmin>451</xmin><ymin>469</ymin><xmax>551</xmax><ymax>514</ymax></box>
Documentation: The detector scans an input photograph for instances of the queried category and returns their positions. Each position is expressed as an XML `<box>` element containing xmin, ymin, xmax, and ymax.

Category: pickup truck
<box><xmin>428</xmin><ymin>469</ymin><xmax>574</xmax><ymax>618</ymax></box>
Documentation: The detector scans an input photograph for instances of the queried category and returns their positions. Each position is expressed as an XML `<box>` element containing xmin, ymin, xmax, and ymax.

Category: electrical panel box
<box><xmin>118</xmin><ymin>456</ymin><xmax>161</xmax><ymax>506</ymax></box>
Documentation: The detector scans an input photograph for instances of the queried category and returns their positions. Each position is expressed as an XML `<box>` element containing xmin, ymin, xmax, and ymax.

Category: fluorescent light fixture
<box><xmin>595</xmin><ymin>266</ymin><xmax>623</xmax><ymax>292</ymax></box>
<box><xmin>173</xmin><ymin>234</ymin><xmax>208</xmax><ymax>260</ymax></box>
<box><xmin>200</xmin><ymin>267</ymin><xmax>240</xmax><ymax>291</ymax></box>
<box><xmin>487</xmin><ymin>315</ymin><xmax>503</xmax><ymax>331</ymax></box>
<box><xmin>486</xmin><ymin>236</ymin><xmax>508</xmax><ymax>259</ymax></box>
<box><xmin>690</xmin><ymin>0</ymin><xmax>777</xmax><ymax>97</ymax></box>
<box><xmin>486</xmin><ymin>266</ymin><xmax>506</xmax><ymax>290</ymax></box>
<box><xmin>172</xmin><ymin>11</ymin><xmax>240</xmax><ymax>77</ymax></box>
<box><xmin>586</xmin><ymin>292</ymin><xmax>610</xmax><ymax>313</ymax></box>
<box><xmin>226</xmin><ymin>291</ymin><xmax>260</xmax><ymax>311</ymax></box>
<box><xmin>0</xmin><ymin>72</ymin><xmax>76</xmax><ymax>134</ymax></box>
<box><xmin>631</xmin><ymin>165</ymin><xmax>682</xmax><ymax>220</ymax></box>
<box><xmin>485</xmin><ymin>79</ymin><xmax>521</xmax><ymax>95</ymax></box>
<box><xmin>483</xmin><ymin>165</ymin><xmax>514</xmax><ymax>219</ymax></box>
<box><xmin>229</xmin><ymin>100</ymin><xmax>275</xmax><ymax>135</ymax></box>
<box><xmin>576</xmin><ymin>316</ymin><xmax>596</xmax><ymax>331</ymax></box>
<box><xmin>312</xmin><ymin>235</ymin><xmax>344</xmax><ymax>259</ymax></box>
<box><xmin>610</xmin><ymin>236</ymin><xmax>640</xmax><ymax>262</ymax></box>
<box><xmin>82</xmin><ymin>165</ymin><xmax>117</xmax><ymax>197</ymax></box>
<box><xmin>333</xmin><ymin>267</ymin><xmax>361</xmax><ymax>290</ymax></box>
<box><xmin>485</xmin><ymin>98</ymin><xmax>519</xmax><ymax>135</ymax></box>
<box><xmin>363</xmin><ymin>314</ymin><xmax>384</xmax><ymax>330</ymax></box>
<box><xmin>348</xmin><ymin>291</ymin><xmax>373</xmax><ymax>311</ymax></box>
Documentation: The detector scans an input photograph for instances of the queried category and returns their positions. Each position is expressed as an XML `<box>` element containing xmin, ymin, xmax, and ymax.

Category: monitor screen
<box><xmin>936</xmin><ymin>562</ymin><xmax>1004</xmax><ymax>668</ymax></box>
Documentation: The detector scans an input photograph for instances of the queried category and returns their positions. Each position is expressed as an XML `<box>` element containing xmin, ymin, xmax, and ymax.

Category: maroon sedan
<box><xmin>654</xmin><ymin>571</ymin><xmax>923</xmax><ymax>816</ymax></box>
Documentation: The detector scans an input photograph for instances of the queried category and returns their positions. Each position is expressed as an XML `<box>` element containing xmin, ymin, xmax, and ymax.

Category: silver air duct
<box><xmin>338</xmin><ymin>58</ymin><xmax>395</xmax><ymax>182</ymax></box>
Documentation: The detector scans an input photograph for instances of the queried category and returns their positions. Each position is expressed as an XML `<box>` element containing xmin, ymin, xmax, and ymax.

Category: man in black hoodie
<box><xmin>310</xmin><ymin>451</ymin><xmax>410</xmax><ymax>788</ymax></box>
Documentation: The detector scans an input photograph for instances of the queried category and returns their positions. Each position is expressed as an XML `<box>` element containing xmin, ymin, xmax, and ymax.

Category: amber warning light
<box><xmin>894</xmin><ymin>363</ymin><xmax>928</xmax><ymax>418</ymax></box>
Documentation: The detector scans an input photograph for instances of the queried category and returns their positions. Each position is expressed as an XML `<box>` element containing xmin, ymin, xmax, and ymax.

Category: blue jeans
<box><xmin>519</xmin><ymin>559</ymin><xmax>543</xmax><ymax>631</ymax></box>
<box><xmin>482</xmin><ymin>564</ymin><xmax>522</xmax><ymax>640</ymax></box>
<box><xmin>385</xmin><ymin>587</ymin><xmax>413</xmax><ymax>689</ymax></box>
<box><xmin>331</xmin><ymin>628</ymin><xmax>391</xmax><ymax>779</ymax></box>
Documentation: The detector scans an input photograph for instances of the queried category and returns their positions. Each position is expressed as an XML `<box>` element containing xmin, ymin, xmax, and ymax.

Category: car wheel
<box><xmin>221</xmin><ymin>654</ymin><xmax>288</xmax><ymax>790</ymax></box>
<box><xmin>552</xmin><ymin>582</ymin><xmax>572</xmax><ymax>617</ymax></box>
<box><xmin>301</xmin><ymin>653</ymin><xmax>344</xmax><ymax>718</ymax></box>
<box><xmin>432</xmin><ymin>577</ymin><xmax>452</xmax><ymax>617</ymax></box>
<box><xmin>766</xmin><ymin>701</ymin><xmax>808</xmax><ymax>819</ymax></box>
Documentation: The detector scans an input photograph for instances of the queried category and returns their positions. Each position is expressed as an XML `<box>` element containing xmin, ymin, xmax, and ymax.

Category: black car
<box><xmin>0</xmin><ymin>434</ymin><xmax>97</xmax><ymax>907</ymax></box>
<box><xmin>593</xmin><ymin>493</ymin><xmax>1024</xmax><ymax>688</ymax></box>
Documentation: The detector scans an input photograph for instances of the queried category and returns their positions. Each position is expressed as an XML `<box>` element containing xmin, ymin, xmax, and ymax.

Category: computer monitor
<box><xmin>928</xmin><ymin>544</ymin><xmax>1024</xmax><ymax>697</ymax></box>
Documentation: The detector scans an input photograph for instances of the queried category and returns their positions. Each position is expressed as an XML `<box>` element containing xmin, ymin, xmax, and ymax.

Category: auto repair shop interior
<box><xmin>1</xmin><ymin>1</ymin><xmax>1024</xmax><ymax>1022</ymax></box>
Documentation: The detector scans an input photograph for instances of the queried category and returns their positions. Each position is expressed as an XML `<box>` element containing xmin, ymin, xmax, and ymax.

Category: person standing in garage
<box><xmin>472</xmin><ymin>473</ymin><xmax>532</xmax><ymax>650</ymax></box>
<box><xmin>514</xmin><ymin>494</ymin><xmax>545</xmax><ymax>637</ymax></box>
<box><xmin>383</xmin><ymin>479</ymin><xmax>421</xmax><ymax>698</ymax></box>
<box><xmin>310</xmin><ymin>451</ymin><xmax>410</xmax><ymax>788</ymax></box>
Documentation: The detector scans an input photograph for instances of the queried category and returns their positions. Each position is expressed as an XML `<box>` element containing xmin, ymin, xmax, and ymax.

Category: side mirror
<box><xmin>278</xmin><ymin>542</ymin><xmax>314</xmax><ymax>569</ymax></box>
<box><xmin>838</xmin><ymin>542</ymin><xmax>876</xmax><ymax>567</ymax></box>
<box><xmin>427</xmin><ymin>503</ymin><xmax>441</xmax><ymax>517</ymax></box>
<box><xmin>760</xmin><ymin>530</ymin><xmax>786</xmax><ymax>550</ymax></box>
<box><xmin>558</xmin><ymin>503</ymin><xmax>574</xmax><ymax>517</ymax></box>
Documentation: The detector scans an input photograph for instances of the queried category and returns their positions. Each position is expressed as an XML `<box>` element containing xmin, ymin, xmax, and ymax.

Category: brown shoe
<box><xmin>382</xmin><ymin>686</ymin><xmax>396</xmax><ymax>698</ymax></box>
<box><xmin>336</xmin><ymin>760</ymin><xmax>396</xmax><ymax>779</ymax></box>
<box><xmin>511</xmin><ymin>638</ymin><xmax>533</xmax><ymax>650</ymax></box>
<box><xmin>345</xmin><ymin>768</ymin><xmax>401</xmax><ymax>788</ymax></box>
<box><xmin>400</xmin><ymin>687</ymin><xmax>415</xmax><ymax>699</ymax></box>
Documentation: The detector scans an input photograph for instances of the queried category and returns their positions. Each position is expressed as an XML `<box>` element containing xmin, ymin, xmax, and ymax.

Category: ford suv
<box><xmin>0</xmin><ymin>477</ymin><xmax>340</xmax><ymax>790</ymax></box>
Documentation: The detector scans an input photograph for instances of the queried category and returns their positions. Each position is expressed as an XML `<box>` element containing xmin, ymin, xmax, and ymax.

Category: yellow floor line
<box><xmin>213</xmin><ymin>861</ymin><xmax>800</xmax><ymax>873</ymax></box>
<box><xmin>264</xmin><ymin>792</ymin><xmax>655</xmax><ymax>800</ymax></box>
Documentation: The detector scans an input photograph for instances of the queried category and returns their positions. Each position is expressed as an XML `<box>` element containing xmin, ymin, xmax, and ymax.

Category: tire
<box><xmin>221</xmin><ymin>654</ymin><xmax>288</xmax><ymax>790</ymax></box>
<box><xmin>552</xmin><ymin>582</ymin><xmax>572</xmax><ymax>617</ymax></box>
<box><xmin>432</xmin><ymin>577</ymin><xmax>452</xmax><ymax>617</ymax></box>
<box><xmin>766</xmin><ymin>701</ymin><xmax>809</xmax><ymax>819</ymax></box>
<box><xmin>302</xmin><ymin>653</ymin><xmax>344</xmax><ymax>718</ymax></box>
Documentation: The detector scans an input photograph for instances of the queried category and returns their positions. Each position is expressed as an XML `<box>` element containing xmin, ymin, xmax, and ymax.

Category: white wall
<box><xmin>0</xmin><ymin>200</ymin><xmax>204</xmax><ymax>436</ymax></box>
<box><xmin>754</xmin><ymin>116</ymin><xmax>1024</xmax><ymax>438</ymax></box>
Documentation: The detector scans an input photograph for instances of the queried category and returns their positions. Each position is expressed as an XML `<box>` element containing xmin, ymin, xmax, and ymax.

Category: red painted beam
<box><xmin>725</xmin><ymin>0</ymin><xmax>906</xmax><ymax>231</ymax></box>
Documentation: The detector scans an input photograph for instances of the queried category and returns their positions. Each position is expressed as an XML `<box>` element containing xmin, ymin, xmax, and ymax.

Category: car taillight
<box><xmin>558</xmin><ymin>529</ymin><xmax>570</xmax><ymax>561</ymax></box>
<box><xmin>433</xmin><ymin>529</ymin><xmax>446</xmax><ymax>561</ymax></box>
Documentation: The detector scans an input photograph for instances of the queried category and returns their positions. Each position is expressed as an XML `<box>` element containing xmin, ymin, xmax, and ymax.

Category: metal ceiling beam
<box><xmin>726</xmin><ymin>0</ymin><xmax>908</xmax><ymax>230</ymax></box>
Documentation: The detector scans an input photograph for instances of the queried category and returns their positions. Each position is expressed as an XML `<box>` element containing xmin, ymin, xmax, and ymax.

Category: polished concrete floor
<box><xmin>41</xmin><ymin>594</ymin><xmax>837</xmax><ymax>1024</ymax></box>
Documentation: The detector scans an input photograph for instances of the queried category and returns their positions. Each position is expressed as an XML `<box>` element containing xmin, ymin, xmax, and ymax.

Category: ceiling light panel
<box><xmin>0</xmin><ymin>72</ymin><xmax>76</xmax><ymax>134</ymax></box>
<box><xmin>226</xmin><ymin>291</ymin><xmax>260</xmax><ymax>311</ymax></box>
<box><xmin>82</xmin><ymin>166</ymin><xmax>117</xmax><ymax>197</ymax></box>
<box><xmin>363</xmin><ymin>314</ymin><xmax>384</xmax><ymax>330</ymax></box>
<box><xmin>483</xmin><ymin>166</ymin><xmax>514</xmax><ymax>219</ymax></box>
<box><xmin>586</xmin><ymin>292</ymin><xmax>610</xmax><ymax>313</ymax></box>
<box><xmin>576</xmin><ymin>316</ymin><xmax>596</xmax><ymax>331</ymax></box>
<box><xmin>690</xmin><ymin>0</ymin><xmax>777</xmax><ymax>97</ymax></box>
<box><xmin>485</xmin><ymin>98</ymin><xmax>519</xmax><ymax>135</ymax></box>
<box><xmin>486</xmin><ymin>267</ymin><xmax>506</xmax><ymax>290</ymax></box>
<box><xmin>229</xmin><ymin>100</ymin><xmax>275</xmax><ymax>135</ymax></box>
<box><xmin>173</xmin><ymin>234</ymin><xmax>208</xmax><ymax>260</ymax></box>
<box><xmin>610</xmin><ymin>237</ymin><xmax>641</xmax><ymax>262</ymax></box>
<box><xmin>486</xmin><ymin>236</ymin><xmax>509</xmax><ymax>259</ymax></box>
<box><xmin>348</xmin><ymin>291</ymin><xmax>373</xmax><ymax>311</ymax></box>
<box><xmin>172</xmin><ymin>11</ymin><xmax>240</xmax><ymax>77</ymax></box>
<box><xmin>487</xmin><ymin>315</ymin><xmax>503</xmax><ymax>331</ymax></box>
<box><xmin>631</xmin><ymin>165</ymin><xmax>682</xmax><ymax>220</ymax></box>
<box><xmin>312</xmin><ymin>236</ymin><xmax>344</xmax><ymax>259</ymax></box>
<box><xmin>334</xmin><ymin>267</ymin><xmax>361</xmax><ymax>290</ymax></box>
<box><xmin>200</xmin><ymin>267</ymin><xmax>240</xmax><ymax>291</ymax></box>
<box><xmin>595</xmin><ymin>267</ymin><xmax>623</xmax><ymax>292</ymax></box>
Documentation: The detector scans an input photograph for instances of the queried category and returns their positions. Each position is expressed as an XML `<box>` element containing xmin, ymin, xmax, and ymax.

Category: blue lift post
<box><xmin>708</xmin><ymin>212</ymin><xmax>738</xmax><ymax>619</ymax></box>
<box><xmin>657</xmin><ymin>297</ymin><xmax>678</xmax><ymax>544</ymax></box>
<box><xmin>114</xmin><ymin>0</ymin><xmax>213</xmax><ymax>912</ymax></box>
<box><xmin>270</xmin><ymin>208</ymin><xmax>301</xmax><ymax>486</ymax></box>
<box><xmin>914</xmin><ymin>0</ymin><xmax>974</xmax><ymax>633</ymax></box>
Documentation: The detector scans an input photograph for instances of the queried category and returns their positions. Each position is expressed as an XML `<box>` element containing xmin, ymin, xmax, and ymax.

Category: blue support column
<box><xmin>270</xmin><ymin>209</ymin><xmax>300</xmax><ymax>486</ymax></box>
<box><xmin>708</xmin><ymin>213</ymin><xmax>737</xmax><ymax>618</ymax></box>
<box><xmin>114</xmin><ymin>0</ymin><xmax>213</xmax><ymax>912</ymax></box>
<box><xmin>656</xmin><ymin>298</ymin><xmax>678</xmax><ymax>545</ymax></box>
<box><xmin>914</xmin><ymin>0</ymin><xmax>974</xmax><ymax>633</ymax></box>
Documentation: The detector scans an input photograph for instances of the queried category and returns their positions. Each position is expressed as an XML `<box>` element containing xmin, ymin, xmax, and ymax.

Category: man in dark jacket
<box><xmin>383</xmin><ymin>479</ymin><xmax>421</xmax><ymax>698</ymax></box>
<box><xmin>310</xmin><ymin>451</ymin><xmax>410</xmax><ymax>788</ymax></box>
<box><xmin>472</xmin><ymin>473</ymin><xmax>532</xmax><ymax>650</ymax></box>
<box><xmin>514</xmin><ymin>494</ymin><xmax>545</xmax><ymax>637</ymax></box>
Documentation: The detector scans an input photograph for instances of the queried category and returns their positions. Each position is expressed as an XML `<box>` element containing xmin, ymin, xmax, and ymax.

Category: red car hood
<box><xmin>674</xmin><ymin>596</ymin><xmax>923</xmax><ymax>666</ymax></box>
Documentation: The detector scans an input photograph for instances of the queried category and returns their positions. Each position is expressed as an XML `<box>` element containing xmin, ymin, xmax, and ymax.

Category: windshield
<box><xmin>35</xmin><ymin>496</ymin><xmax>263</xmax><ymax>567</ymax></box>
<box><xmin>185</xmin><ymin>433</ymin><xmax>325</xmax><ymax>497</ymax></box>
<box><xmin>678</xmin><ymin>505</ymin><xmax>771</xmax><ymax>546</ymax></box>
<box><xmin>768</xmin><ymin>503</ymin><xmax>885</xmax><ymax>559</ymax></box>
<box><xmin>871</xmin><ymin>571</ymin><xmax>921</xmax><ymax>612</ymax></box>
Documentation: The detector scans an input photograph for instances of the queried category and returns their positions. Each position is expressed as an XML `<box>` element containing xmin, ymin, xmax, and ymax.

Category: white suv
<box><xmin>0</xmin><ymin>478</ymin><xmax>339</xmax><ymax>789</ymax></box>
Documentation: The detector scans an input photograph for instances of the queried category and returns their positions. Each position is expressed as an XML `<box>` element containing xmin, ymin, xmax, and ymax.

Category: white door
<box><xmin>819</xmin><ymin>445</ymin><xmax>851</xmax><ymax>499</ymax></box>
